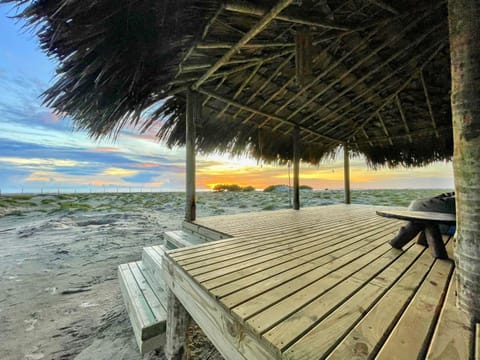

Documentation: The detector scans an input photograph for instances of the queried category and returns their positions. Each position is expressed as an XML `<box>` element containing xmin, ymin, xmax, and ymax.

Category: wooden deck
<box><xmin>161</xmin><ymin>205</ymin><xmax>476</xmax><ymax>359</ymax></box>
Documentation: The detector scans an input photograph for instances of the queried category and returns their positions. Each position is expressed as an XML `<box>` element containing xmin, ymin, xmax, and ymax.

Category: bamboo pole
<box><xmin>344</xmin><ymin>143</ymin><xmax>351</xmax><ymax>205</ymax></box>
<box><xmin>224</xmin><ymin>0</ymin><xmax>350</xmax><ymax>31</ymax></box>
<box><xmin>193</xmin><ymin>0</ymin><xmax>295</xmax><ymax>90</ymax></box>
<box><xmin>185</xmin><ymin>90</ymin><xmax>198</xmax><ymax>222</ymax></box>
<box><xmin>293</xmin><ymin>127</ymin><xmax>300</xmax><ymax>210</ymax></box>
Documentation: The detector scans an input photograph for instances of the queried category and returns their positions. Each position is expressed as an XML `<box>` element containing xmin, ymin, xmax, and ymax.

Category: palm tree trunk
<box><xmin>448</xmin><ymin>0</ymin><xmax>480</xmax><ymax>320</ymax></box>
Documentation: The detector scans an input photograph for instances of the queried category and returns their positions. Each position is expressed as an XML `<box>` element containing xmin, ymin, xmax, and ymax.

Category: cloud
<box><xmin>101</xmin><ymin>167</ymin><xmax>138</xmax><ymax>177</ymax></box>
<box><xmin>0</xmin><ymin>156</ymin><xmax>88</xmax><ymax>168</ymax></box>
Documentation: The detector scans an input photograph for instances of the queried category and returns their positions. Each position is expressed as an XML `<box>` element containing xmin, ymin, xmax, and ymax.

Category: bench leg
<box><xmin>416</xmin><ymin>231</ymin><xmax>428</xmax><ymax>246</ymax></box>
<box><xmin>424</xmin><ymin>224</ymin><xmax>449</xmax><ymax>259</ymax></box>
<box><xmin>389</xmin><ymin>222</ymin><xmax>424</xmax><ymax>249</ymax></box>
<box><xmin>165</xmin><ymin>289</ymin><xmax>191</xmax><ymax>360</ymax></box>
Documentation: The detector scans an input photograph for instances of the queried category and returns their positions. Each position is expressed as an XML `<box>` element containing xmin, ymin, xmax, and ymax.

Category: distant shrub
<box><xmin>241</xmin><ymin>186</ymin><xmax>255</xmax><ymax>192</ymax></box>
<box><xmin>264</xmin><ymin>184</ymin><xmax>313</xmax><ymax>192</ymax></box>
<box><xmin>212</xmin><ymin>184</ymin><xmax>255</xmax><ymax>192</ymax></box>
<box><xmin>263</xmin><ymin>185</ymin><xmax>287</xmax><ymax>192</ymax></box>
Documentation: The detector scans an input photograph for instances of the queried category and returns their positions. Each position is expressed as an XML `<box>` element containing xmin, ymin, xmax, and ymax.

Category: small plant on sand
<box><xmin>212</xmin><ymin>184</ymin><xmax>255</xmax><ymax>192</ymax></box>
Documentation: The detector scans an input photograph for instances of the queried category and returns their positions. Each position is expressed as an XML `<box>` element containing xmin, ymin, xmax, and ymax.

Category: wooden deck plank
<box><xmin>247</xmin><ymin>242</ymin><xmax>414</xmax><ymax>334</ymax></box>
<box><xmin>223</xmin><ymin>234</ymin><xmax>389</xmax><ymax>312</ymax></box>
<box><xmin>425</xmin><ymin>271</ymin><xmax>473</xmax><ymax>360</ymax></box>
<box><xmin>375</xmin><ymin>258</ymin><xmax>453</xmax><ymax>359</ymax></box>
<box><xmin>162</xmin><ymin>254</ymin><xmax>274</xmax><ymax>360</ymax></box>
<box><xmin>119</xmin><ymin>263</ymin><xmax>155</xmax><ymax>331</ymax></box>
<box><xmin>235</xmin><ymin>241</ymin><xmax>393</xmax><ymax>321</ymax></box>
<box><xmin>173</xmin><ymin>211</ymin><xmax>380</xmax><ymax>263</ymax></box>
<box><xmin>325</xmin><ymin>248</ymin><xmax>444</xmax><ymax>359</ymax></box>
<box><xmin>173</xmin><ymin>206</ymin><xmax>389</xmax><ymax>257</ymax></box>
<box><xmin>184</xmin><ymin>216</ymin><xmax>383</xmax><ymax>274</ymax></box>
<box><xmin>161</xmin><ymin>205</ymin><xmax>472</xmax><ymax>360</ymax></box>
<box><xmin>129</xmin><ymin>262</ymin><xmax>167</xmax><ymax>319</ymax></box>
<box><xmin>204</xmin><ymin>223</ymin><xmax>399</xmax><ymax>293</ymax></box>
<box><xmin>198</xmin><ymin>221</ymin><xmax>398</xmax><ymax>286</ymax></box>
<box><xmin>272</xmin><ymin>244</ymin><xmax>433</xmax><ymax>357</ymax></box>
<box><xmin>248</xmin><ymin>242</ymin><xmax>416</xmax><ymax>335</ymax></box>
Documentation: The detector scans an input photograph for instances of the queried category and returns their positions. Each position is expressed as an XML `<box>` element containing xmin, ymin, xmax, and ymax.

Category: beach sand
<box><xmin>0</xmin><ymin>190</ymin><xmax>446</xmax><ymax>359</ymax></box>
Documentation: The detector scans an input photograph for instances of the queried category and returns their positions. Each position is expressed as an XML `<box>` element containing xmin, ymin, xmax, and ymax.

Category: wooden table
<box><xmin>376</xmin><ymin>209</ymin><xmax>456</xmax><ymax>259</ymax></box>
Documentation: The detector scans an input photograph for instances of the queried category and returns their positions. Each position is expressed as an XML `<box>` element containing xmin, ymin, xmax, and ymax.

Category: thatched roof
<box><xmin>2</xmin><ymin>0</ymin><xmax>452</xmax><ymax>167</ymax></box>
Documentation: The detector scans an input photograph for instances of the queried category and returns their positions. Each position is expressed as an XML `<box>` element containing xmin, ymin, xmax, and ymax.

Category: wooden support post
<box><xmin>295</xmin><ymin>26</ymin><xmax>312</xmax><ymax>87</ymax></box>
<box><xmin>344</xmin><ymin>143</ymin><xmax>351</xmax><ymax>205</ymax></box>
<box><xmin>448</xmin><ymin>0</ymin><xmax>480</xmax><ymax>320</ymax></box>
<box><xmin>185</xmin><ymin>90</ymin><xmax>198</xmax><ymax>222</ymax></box>
<box><xmin>293</xmin><ymin>127</ymin><xmax>300</xmax><ymax>210</ymax></box>
<box><xmin>164</xmin><ymin>289</ymin><xmax>191</xmax><ymax>360</ymax></box>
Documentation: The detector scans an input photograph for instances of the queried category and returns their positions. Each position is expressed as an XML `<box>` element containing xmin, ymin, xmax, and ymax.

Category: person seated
<box><xmin>390</xmin><ymin>192</ymin><xmax>455</xmax><ymax>249</ymax></box>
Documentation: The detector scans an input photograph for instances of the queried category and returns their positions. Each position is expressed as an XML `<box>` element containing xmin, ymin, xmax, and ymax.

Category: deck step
<box><xmin>164</xmin><ymin>230</ymin><xmax>206</xmax><ymax>249</ymax></box>
<box><xmin>142</xmin><ymin>245</ymin><xmax>168</xmax><ymax>301</ymax></box>
<box><xmin>118</xmin><ymin>260</ymin><xmax>167</xmax><ymax>354</ymax></box>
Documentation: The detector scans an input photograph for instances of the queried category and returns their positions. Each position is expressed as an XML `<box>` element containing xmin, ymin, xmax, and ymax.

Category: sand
<box><xmin>0</xmin><ymin>190</ymin><xmax>447</xmax><ymax>359</ymax></box>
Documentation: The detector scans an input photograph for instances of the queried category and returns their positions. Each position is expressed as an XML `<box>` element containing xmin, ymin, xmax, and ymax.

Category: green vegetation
<box><xmin>264</xmin><ymin>184</ymin><xmax>313</xmax><ymax>192</ymax></box>
<box><xmin>263</xmin><ymin>184</ymin><xmax>288</xmax><ymax>192</ymax></box>
<box><xmin>212</xmin><ymin>184</ymin><xmax>255</xmax><ymax>192</ymax></box>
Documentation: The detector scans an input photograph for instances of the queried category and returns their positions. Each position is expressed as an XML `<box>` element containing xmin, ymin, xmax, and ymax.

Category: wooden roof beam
<box><xmin>197</xmin><ymin>88</ymin><xmax>341</xmax><ymax>144</ymax></box>
<box><xmin>193</xmin><ymin>0</ymin><xmax>295</xmax><ymax>90</ymax></box>
<box><xmin>420</xmin><ymin>70</ymin><xmax>440</xmax><ymax>138</ymax></box>
<box><xmin>348</xmin><ymin>43</ymin><xmax>445</xmax><ymax>140</ymax></box>
<box><xmin>215</xmin><ymin>62</ymin><xmax>263</xmax><ymax>119</ymax></box>
<box><xmin>395</xmin><ymin>95</ymin><xmax>413</xmax><ymax>143</ymax></box>
<box><xmin>366</xmin><ymin>0</ymin><xmax>400</xmax><ymax>15</ymax></box>
<box><xmin>377</xmin><ymin>112</ymin><xmax>394</xmax><ymax>145</ymax></box>
<box><xmin>197</xmin><ymin>41</ymin><xmax>295</xmax><ymax>49</ymax></box>
<box><xmin>224</xmin><ymin>0</ymin><xmax>350</xmax><ymax>31</ymax></box>
<box><xmin>284</xmin><ymin>11</ymin><xmax>442</xmax><ymax>127</ymax></box>
<box><xmin>355</xmin><ymin>126</ymin><xmax>452</xmax><ymax>145</ymax></box>
<box><xmin>309</xmin><ymin>39</ymin><xmax>444</xmax><ymax>131</ymax></box>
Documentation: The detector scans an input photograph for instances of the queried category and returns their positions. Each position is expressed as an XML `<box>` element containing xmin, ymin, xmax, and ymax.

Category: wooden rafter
<box><xmin>282</xmin><ymin>11</ymin><xmax>442</xmax><ymax>127</ymax></box>
<box><xmin>193</xmin><ymin>0</ymin><xmax>295</xmax><ymax>90</ymax></box>
<box><xmin>355</xmin><ymin>126</ymin><xmax>452</xmax><ymax>145</ymax></box>
<box><xmin>197</xmin><ymin>41</ymin><xmax>295</xmax><ymax>49</ymax></box>
<box><xmin>215</xmin><ymin>62</ymin><xmax>263</xmax><ymax>119</ymax></box>
<box><xmin>348</xmin><ymin>43</ymin><xmax>446</xmax><ymax>140</ymax></box>
<box><xmin>224</xmin><ymin>0</ymin><xmax>350</xmax><ymax>31</ymax></box>
<box><xmin>237</xmin><ymin>53</ymin><xmax>295</xmax><ymax>121</ymax></box>
<box><xmin>420</xmin><ymin>70</ymin><xmax>440</xmax><ymax>138</ymax></box>
<box><xmin>197</xmin><ymin>88</ymin><xmax>341</xmax><ymax>144</ymax></box>
<box><xmin>308</xmin><ymin>39</ymin><xmax>445</xmax><ymax>132</ymax></box>
<box><xmin>395</xmin><ymin>95</ymin><xmax>413</xmax><ymax>143</ymax></box>
<box><xmin>377</xmin><ymin>112</ymin><xmax>394</xmax><ymax>145</ymax></box>
<box><xmin>366</xmin><ymin>0</ymin><xmax>400</xmax><ymax>15</ymax></box>
<box><xmin>270</xmin><ymin>21</ymin><xmax>388</xmax><ymax>131</ymax></box>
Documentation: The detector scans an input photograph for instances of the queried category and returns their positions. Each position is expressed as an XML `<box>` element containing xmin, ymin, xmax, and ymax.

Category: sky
<box><xmin>0</xmin><ymin>5</ymin><xmax>454</xmax><ymax>193</ymax></box>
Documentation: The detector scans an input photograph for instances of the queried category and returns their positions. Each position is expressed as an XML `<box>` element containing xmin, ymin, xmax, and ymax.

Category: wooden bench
<box><xmin>376</xmin><ymin>209</ymin><xmax>456</xmax><ymax>259</ymax></box>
